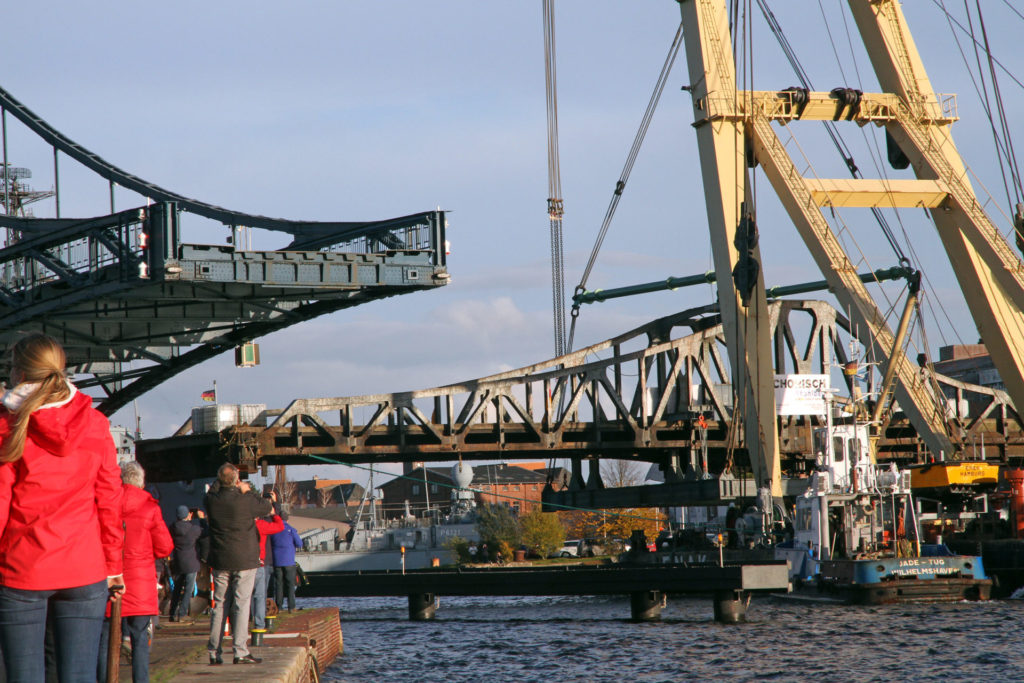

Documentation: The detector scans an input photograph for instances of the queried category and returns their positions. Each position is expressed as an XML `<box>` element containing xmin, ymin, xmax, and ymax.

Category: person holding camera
<box><xmin>252</xmin><ymin>491</ymin><xmax>283</xmax><ymax>632</ymax></box>
<box><xmin>168</xmin><ymin>505</ymin><xmax>205</xmax><ymax>623</ymax></box>
<box><xmin>204</xmin><ymin>464</ymin><xmax>273</xmax><ymax>666</ymax></box>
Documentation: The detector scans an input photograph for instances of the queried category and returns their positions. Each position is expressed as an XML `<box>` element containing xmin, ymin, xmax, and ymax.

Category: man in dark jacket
<box><xmin>168</xmin><ymin>505</ymin><xmax>204</xmax><ymax>622</ymax></box>
<box><xmin>204</xmin><ymin>463</ymin><xmax>272</xmax><ymax>665</ymax></box>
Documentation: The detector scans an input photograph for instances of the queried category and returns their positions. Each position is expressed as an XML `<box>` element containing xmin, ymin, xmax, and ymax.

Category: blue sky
<box><xmin>3</xmin><ymin>2</ymin><xmax>1022</xmax><ymax>485</ymax></box>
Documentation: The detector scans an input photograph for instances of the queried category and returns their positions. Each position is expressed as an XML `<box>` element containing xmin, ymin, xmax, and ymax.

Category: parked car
<box><xmin>553</xmin><ymin>540</ymin><xmax>582</xmax><ymax>557</ymax></box>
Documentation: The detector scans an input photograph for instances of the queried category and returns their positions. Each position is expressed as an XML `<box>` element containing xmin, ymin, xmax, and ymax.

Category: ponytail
<box><xmin>1</xmin><ymin>335</ymin><xmax>71</xmax><ymax>463</ymax></box>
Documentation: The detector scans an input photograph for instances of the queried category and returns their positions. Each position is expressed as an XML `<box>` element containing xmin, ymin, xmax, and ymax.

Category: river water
<box><xmin>301</xmin><ymin>594</ymin><xmax>1023</xmax><ymax>682</ymax></box>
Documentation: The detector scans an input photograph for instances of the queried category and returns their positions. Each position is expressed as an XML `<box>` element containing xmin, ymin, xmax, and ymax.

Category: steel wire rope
<box><xmin>299</xmin><ymin>452</ymin><xmax>669</xmax><ymax>524</ymax></box>
<box><xmin>777</xmin><ymin>124</ymin><xmax>903</xmax><ymax>324</ymax></box>
<box><xmin>740</xmin><ymin>0</ymin><xmax>774</xmax><ymax>484</ymax></box>
<box><xmin>927</xmin><ymin>0</ymin><xmax>1024</xmax><ymax>92</ymax></box>
<box><xmin>999</xmin><ymin>0</ymin><xmax>1024</xmax><ymax>24</ymax></box>
<box><xmin>911</xmin><ymin>292</ymin><xmax>961</xmax><ymax>441</ymax></box>
<box><xmin>831</xmin><ymin>0</ymin><xmax>967</xmax><ymax>356</ymax></box>
<box><xmin>948</xmin><ymin>0</ymin><xmax>1021</xmax><ymax>222</ymax></box>
<box><xmin>564</xmin><ymin>21</ymin><xmax>684</xmax><ymax>354</ymax></box>
<box><xmin>543</xmin><ymin>0</ymin><xmax>567</xmax><ymax>360</ymax></box>
<box><xmin>756</xmin><ymin>0</ymin><xmax>911</xmax><ymax>272</ymax></box>
<box><xmin>831</xmin><ymin>0</ymin><xmax>922</xmax><ymax>277</ymax></box>
<box><xmin>968</xmin><ymin>2</ymin><xmax>1024</xmax><ymax>222</ymax></box>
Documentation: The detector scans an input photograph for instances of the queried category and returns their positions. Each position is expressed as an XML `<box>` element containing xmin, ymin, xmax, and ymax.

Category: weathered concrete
<box><xmin>114</xmin><ymin>608</ymin><xmax>341</xmax><ymax>683</ymax></box>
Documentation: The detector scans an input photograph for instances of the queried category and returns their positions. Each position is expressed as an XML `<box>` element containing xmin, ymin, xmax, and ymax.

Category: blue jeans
<box><xmin>97</xmin><ymin>615</ymin><xmax>151</xmax><ymax>683</ymax></box>
<box><xmin>169</xmin><ymin>571</ymin><xmax>197</xmax><ymax>619</ymax></box>
<box><xmin>0</xmin><ymin>579</ymin><xmax>108</xmax><ymax>683</ymax></box>
<box><xmin>251</xmin><ymin>565</ymin><xmax>267</xmax><ymax>629</ymax></box>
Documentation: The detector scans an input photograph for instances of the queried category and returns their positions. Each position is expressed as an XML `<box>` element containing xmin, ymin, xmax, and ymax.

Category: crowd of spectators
<box><xmin>0</xmin><ymin>334</ymin><xmax>307</xmax><ymax>682</ymax></box>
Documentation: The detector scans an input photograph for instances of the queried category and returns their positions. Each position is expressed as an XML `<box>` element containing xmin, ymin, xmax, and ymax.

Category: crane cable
<box><xmin>962</xmin><ymin>1</ymin><xmax>1024</xmax><ymax>249</ymax></box>
<box><xmin>543</xmin><ymin>0</ymin><xmax>567</xmax><ymax>359</ymax></box>
<box><xmin>565</xmin><ymin>20</ymin><xmax>685</xmax><ymax>354</ymax></box>
<box><xmin>756</xmin><ymin>0</ymin><xmax>911</xmax><ymax>271</ymax></box>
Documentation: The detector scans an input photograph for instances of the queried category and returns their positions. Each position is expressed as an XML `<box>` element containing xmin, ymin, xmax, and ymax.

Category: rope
<box><xmin>566</xmin><ymin>21</ymin><xmax>684</xmax><ymax>353</ymax></box>
<box><xmin>543</xmin><ymin>0</ymin><xmax>567</xmax><ymax>358</ymax></box>
<box><xmin>973</xmin><ymin>2</ymin><xmax>1024</xmax><ymax>217</ymax></box>
<box><xmin>928</xmin><ymin>0</ymin><xmax>1024</xmax><ymax>92</ymax></box>
<box><xmin>757</xmin><ymin>0</ymin><xmax>911</xmax><ymax>270</ymax></box>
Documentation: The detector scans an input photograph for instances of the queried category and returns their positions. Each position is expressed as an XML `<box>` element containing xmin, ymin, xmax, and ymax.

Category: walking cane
<box><xmin>106</xmin><ymin>592</ymin><xmax>123</xmax><ymax>683</ymax></box>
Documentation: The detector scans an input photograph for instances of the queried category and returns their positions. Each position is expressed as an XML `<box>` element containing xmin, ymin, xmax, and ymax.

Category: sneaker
<box><xmin>234</xmin><ymin>655</ymin><xmax>263</xmax><ymax>664</ymax></box>
<box><xmin>209</xmin><ymin>654</ymin><xmax>223</xmax><ymax>665</ymax></box>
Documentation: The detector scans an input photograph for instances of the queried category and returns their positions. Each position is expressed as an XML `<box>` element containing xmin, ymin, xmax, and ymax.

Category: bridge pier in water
<box><xmin>629</xmin><ymin>590</ymin><xmax>664</xmax><ymax>622</ymax></box>
<box><xmin>409</xmin><ymin>593</ymin><xmax>438</xmax><ymax>620</ymax></box>
<box><xmin>713</xmin><ymin>590</ymin><xmax>746</xmax><ymax>624</ymax></box>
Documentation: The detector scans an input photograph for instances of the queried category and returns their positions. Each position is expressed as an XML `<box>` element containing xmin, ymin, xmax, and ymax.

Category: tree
<box><xmin>558</xmin><ymin>509</ymin><xmax>603</xmax><ymax>540</ymax></box>
<box><xmin>595</xmin><ymin>507</ymin><xmax>666</xmax><ymax>548</ymax></box>
<box><xmin>476</xmin><ymin>503</ymin><xmax>519</xmax><ymax>548</ymax></box>
<box><xmin>316</xmin><ymin>485</ymin><xmax>335</xmax><ymax>508</ymax></box>
<box><xmin>600</xmin><ymin>459</ymin><xmax>647</xmax><ymax>487</ymax></box>
<box><xmin>519</xmin><ymin>508</ymin><xmax>565</xmax><ymax>558</ymax></box>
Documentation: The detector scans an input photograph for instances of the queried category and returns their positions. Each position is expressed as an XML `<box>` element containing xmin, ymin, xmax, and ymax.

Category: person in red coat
<box><xmin>252</xmin><ymin>495</ymin><xmax>283</xmax><ymax>632</ymax></box>
<box><xmin>97</xmin><ymin>461</ymin><xmax>173</xmax><ymax>683</ymax></box>
<box><xmin>0</xmin><ymin>334</ymin><xmax>124</xmax><ymax>683</ymax></box>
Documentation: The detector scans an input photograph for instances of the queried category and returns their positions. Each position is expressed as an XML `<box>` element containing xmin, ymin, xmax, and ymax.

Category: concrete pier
<box><xmin>119</xmin><ymin>607</ymin><xmax>342</xmax><ymax>682</ymax></box>
<box><xmin>629</xmin><ymin>590</ymin><xmax>664</xmax><ymax>622</ymax></box>
<box><xmin>713</xmin><ymin>590</ymin><xmax>746</xmax><ymax>624</ymax></box>
<box><xmin>408</xmin><ymin>592</ymin><xmax>438</xmax><ymax>620</ymax></box>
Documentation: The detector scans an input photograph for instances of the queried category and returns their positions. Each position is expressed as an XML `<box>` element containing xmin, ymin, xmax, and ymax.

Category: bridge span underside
<box><xmin>136</xmin><ymin>301</ymin><xmax>1024</xmax><ymax>506</ymax></box>
<box><xmin>0</xmin><ymin>84</ymin><xmax>449</xmax><ymax>413</ymax></box>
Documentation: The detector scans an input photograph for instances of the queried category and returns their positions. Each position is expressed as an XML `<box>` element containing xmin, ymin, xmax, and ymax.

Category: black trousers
<box><xmin>273</xmin><ymin>565</ymin><xmax>298</xmax><ymax>611</ymax></box>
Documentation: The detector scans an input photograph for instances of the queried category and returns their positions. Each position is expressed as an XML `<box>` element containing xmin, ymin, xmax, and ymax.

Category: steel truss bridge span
<box><xmin>0</xmin><ymin>85</ymin><xmax>449</xmax><ymax>413</ymax></box>
<box><xmin>136</xmin><ymin>300</ymin><xmax>1024</xmax><ymax>495</ymax></box>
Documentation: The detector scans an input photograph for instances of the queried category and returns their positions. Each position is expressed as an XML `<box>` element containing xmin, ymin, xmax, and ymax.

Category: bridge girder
<box><xmin>136</xmin><ymin>301</ymin><xmax>1024</xmax><ymax>492</ymax></box>
<box><xmin>0</xmin><ymin>85</ymin><xmax>450</xmax><ymax>413</ymax></box>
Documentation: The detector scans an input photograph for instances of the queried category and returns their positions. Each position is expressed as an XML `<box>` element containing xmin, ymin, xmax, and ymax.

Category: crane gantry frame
<box><xmin>677</xmin><ymin>0</ymin><xmax>1024</xmax><ymax>502</ymax></box>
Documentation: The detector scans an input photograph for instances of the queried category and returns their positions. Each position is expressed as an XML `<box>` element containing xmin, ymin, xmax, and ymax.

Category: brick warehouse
<box><xmin>378</xmin><ymin>462</ymin><xmax>568</xmax><ymax>519</ymax></box>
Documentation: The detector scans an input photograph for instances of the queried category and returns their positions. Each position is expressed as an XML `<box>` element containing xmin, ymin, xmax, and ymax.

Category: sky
<box><xmin>2</xmin><ymin>1</ymin><xmax>1022</xmax><ymax>487</ymax></box>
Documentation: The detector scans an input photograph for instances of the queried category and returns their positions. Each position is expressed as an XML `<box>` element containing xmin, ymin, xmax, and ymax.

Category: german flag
<box><xmin>201</xmin><ymin>389</ymin><xmax>216</xmax><ymax>402</ymax></box>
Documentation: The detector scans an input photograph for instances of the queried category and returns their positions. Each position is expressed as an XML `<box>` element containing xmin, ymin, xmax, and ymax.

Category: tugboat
<box><xmin>775</xmin><ymin>420</ymin><xmax>991</xmax><ymax>604</ymax></box>
<box><xmin>912</xmin><ymin>462</ymin><xmax>1024</xmax><ymax>598</ymax></box>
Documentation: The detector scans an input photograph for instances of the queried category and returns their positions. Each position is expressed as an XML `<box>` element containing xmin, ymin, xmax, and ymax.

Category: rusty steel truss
<box><xmin>137</xmin><ymin>299</ymin><xmax>1024</xmax><ymax>485</ymax></box>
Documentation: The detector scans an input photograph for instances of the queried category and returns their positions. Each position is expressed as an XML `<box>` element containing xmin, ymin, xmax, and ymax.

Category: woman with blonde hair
<box><xmin>0</xmin><ymin>334</ymin><xmax>124</xmax><ymax>683</ymax></box>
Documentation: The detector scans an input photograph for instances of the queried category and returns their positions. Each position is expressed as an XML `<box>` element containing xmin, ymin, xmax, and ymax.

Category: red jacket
<box><xmin>255</xmin><ymin>515</ymin><xmax>284</xmax><ymax>566</ymax></box>
<box><xmin>0</xmin><ymin>389</ymin><xmax>123</xmax><ymax>590</ymax></box>
<box><xmin>119</xmin><ymin>485</ymin><xmax>173</xmax><ymax>617</ymax></box>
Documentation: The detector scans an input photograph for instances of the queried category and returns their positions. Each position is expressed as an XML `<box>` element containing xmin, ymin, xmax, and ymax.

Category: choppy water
<box><xmin>299</xmin><ymin>594</ymin><xmax>1024</xmax><ymax>682</ymax></box>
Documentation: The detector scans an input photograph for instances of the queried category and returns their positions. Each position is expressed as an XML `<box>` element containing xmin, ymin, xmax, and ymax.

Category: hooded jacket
<box><xmin>270</xmin><ymin>522</ymin><xmax>304</xmax><ymax>568</ymax></box>
<box><xmin>204</xmin><ymin>482</ymin><xmax>273</xmax><ymax>571</ymax></box>
<box><xmin>119</xmin><ymin>484</ymin><xmax>174</xmax><ymax>617</ymax></box>
<box><xmin>0</xmin><ymin>387</ymin><xmax>124</xmax><ymax>590</ymax></box>
<box><xmin>255</xmin><ymin>514</ymin><xmax>284</xmax><ymax>566</ymax></box>
<box><xmin>169</xmin><ymin>518</ymin><xmax>203</xmax><ymax>575</ymax></box>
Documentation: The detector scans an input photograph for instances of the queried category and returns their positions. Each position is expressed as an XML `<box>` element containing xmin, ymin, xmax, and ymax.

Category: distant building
<box><xmin>934</xmin><ymin>344</ymin><xmax>1004</xmax><ymax>390</ymax></box>
<box><xmin>934</xmin><ymin>344</ymin><xmax>1005</xmax><ymax>418</ymax></box>
<box><xmin>378</xmin><ymin>462</ymin><xmax>567</xmax><ymax>520</ymax></box>
<box><xmin>109</xmin><ymin>426</ymin><xmax>136</xmax><ymax>464</ymax></box>
<box><xmin>263</xmin><ymin>477</ymin><xmax>366</xmax><ymax>512</ymax></box>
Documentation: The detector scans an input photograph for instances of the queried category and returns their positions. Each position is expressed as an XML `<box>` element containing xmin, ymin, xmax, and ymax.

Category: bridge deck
<box><xmin>297</xmin><ymin>562</ymin><xmax>791</xmax><ymax>597</ymax></box>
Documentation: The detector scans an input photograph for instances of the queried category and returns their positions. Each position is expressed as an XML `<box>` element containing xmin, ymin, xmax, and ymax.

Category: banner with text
<box><xmin>774</xmin><ymin>374</ymin><xmax>830</xmax><ymax>416</ymax></box>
